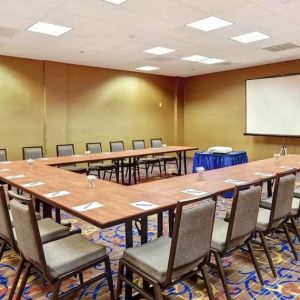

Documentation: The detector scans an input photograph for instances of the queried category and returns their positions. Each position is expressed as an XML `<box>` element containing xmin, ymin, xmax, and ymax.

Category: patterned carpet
<box><xmin>1</xmin><ymin>161</ymin><xmax>300</xmax><ymax>300</ymax></box>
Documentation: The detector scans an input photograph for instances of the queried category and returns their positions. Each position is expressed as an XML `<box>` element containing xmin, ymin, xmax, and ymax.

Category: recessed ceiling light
<box><xmin>136</xmin><ymin>66</ymin><xmax>160</xmax><ymax>71</ymax></box>
<box><xmin>103</xmin><ymin>0</ymin><xmax>127</xmax><ymax>4</ymax></box>
<box><xmin>200</xmin><ymin>58</ymin><xmax>225</xmax><ymax>64</ymax></box>
<box><xmin>187</xmin><ymin>16</ymin><xmax>233</xmax><ymax>32</ymax></box>
<box><xmin>231</xmin><ymin>31</ymin><xmax>270</xmax><ymax>43</ymax></box>
<box><xmin>27</xmin><ymin>21</ymin><xmax>72</xmax><ymax>36</ymax></box>
<box><xmin>143</xmin><ymin>47</ymin><xmax>176</xmax><ymax>55</ymax></box>
<box><xmin>182</xmin><ymin>55</ymin><xmax>209</xmax><ymax>62</ymax></box>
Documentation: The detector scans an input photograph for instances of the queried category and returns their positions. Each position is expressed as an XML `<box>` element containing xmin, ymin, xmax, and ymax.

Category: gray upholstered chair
<box><xmin>22</xmin><ymin>146</ymin><xmax>43</xmax><ymax>160</ymax></box>
<box><xmin>261</xmin><ymin>185</ymin><xmax>300</xmax><ymax>243</ymax></box>
<box><xmin>117</xmin><ymin>197</ymin><xmax>216</xmax><ymax>300</ymax></box>
<box><xmin>56</xmin><ymin>144</ymin><xmax>86</xmax><ymax>174</ymax></box>
<box><xmin>8</xmin><ymin>197</ymin><xmax>115</xmax><ymax>300</ymax></box>
<box><xmin>86</xmin><ymin>142</ymin><xmax>117</xmax><ymax>181</ymax></box>
<box><xmin>132</xmin><ymin>139</ymin><xmax>162</xmax><ymax>178</ymax></box>
<box><xmin>150</xmin><ymin>138</ymin><xmax>178</xmax><ymax>175</ymax></box>
<box><xmin>256</xmin><ymin>171</ymin><xmax>298</xmax><ymax>278</ymax></box>
<box><xmin>0</xmin><ymin>148</ymin><xmax>7</xmax><ymax>162</ymax></box>
<box><xmin>0</xmin><ymin>185</ymin><xmax>17</xmax><ymax>261</ymax></box>
<box><xmin>0</xmin><ymin>186</ymin><xmax>71</xmax><ymax>263</ymax></box>
<box><xmin>210</xmin><ymin>184</ymin><xmax>264</xmax><ymax>300</ymax></box>
<box><xmin>110</xmin><ymin>141</ymin><xmax>137</xmax><ymax>183</ymax></box>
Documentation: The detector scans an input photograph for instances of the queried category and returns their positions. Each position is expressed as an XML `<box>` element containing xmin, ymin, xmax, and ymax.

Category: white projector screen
<box><xmin>246</xmin><ymin>74</ymin><xmax>300</xmax><ymax>137</ymax></box>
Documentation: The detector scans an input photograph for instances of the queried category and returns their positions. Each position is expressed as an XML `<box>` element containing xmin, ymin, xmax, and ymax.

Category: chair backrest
<box><xmin>269</xmin><ymin>171</ymin><xmax>296</xmax><ymax>229</ymax></box>
<box><xmin>56</xmin><ymin>144</ymin><xmax>75</xmax><ymax>157</ymax></box>
<box><xmin>0</xmin><ymin>149</ymin><xmax>7</xmax><ymax>162</ymax></box>
<box><xmin>166</xmin><ymin>197</ymin><xmax>216</xmax><ymax>284</ymax></box>
<box><xmin>10</xmin><ymin>198</ymin><xmax>48</xmax><ymax>276</ymax></box>
<box><xmin>225</xmin><ymin>184</ymin><xmax>262</xmax><ymax>250</ymax></box>
<box><xmin>110</xmin><ymin>141</ymin><xmax>125</xmax><ymax>152</ymax></box>
<box><xmin>132</xmin><ymin>140</ymin><xmax>146</xmax><ymax>150</ymax></box>
<box><xmin>86</xmin><ymin>143</ymin><xmax>102</xmax><ymax>154</ymax></box>
<box><xmin>0</xmin><ymin>185</ymin><xmax>16</xmax><ymax>250</ymax></box>
<box><xmin>150</xmin><ymin>138</ymin><xmax>162</xmax><ymax>148</ymax></box>
<box><xmin>23</xmin><ymin>146</ymin><xmax>43</xmax><ymax>160</ymax></box>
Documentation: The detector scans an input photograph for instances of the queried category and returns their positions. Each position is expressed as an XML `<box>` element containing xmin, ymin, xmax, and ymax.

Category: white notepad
<box><xmin>254</xmin><ymin>172</ymin><xmax>274</xmax><ymax>177</ymax></box>
<box><xmin>131</xmin><ymin>201</ymin><xmax>158</xmax><ymax>211</ymax></box>
<box><xmin>38</xmin><ymin>157</ymin><xmax>50</xmax><ymax>160</ymax></box>
<box><xmin>22</xmin><ymin>181</ymin><xmax>45</xmax><ymax>188</ymax></box>
<box><xmin>0</xmin><ymin>161</ymin><xmax>11</xmax><ymax>164</ymax></box>
<box><xmin>279</xmin><ymin>166</ymin><xmax>294</xmax><ymax>170</ymax></box>
<box><xmin>73</xmin><ymin>202</ymin><xmax>103</xmax><ymax>212</ymax></box>
<box><xmin>0</xmin><ymin>169</ymin><xmax>10</xmax><ymax>172</ymax></box>
<box><xmin>44</xmin><ymin>191</ymin><xmax>70</xmax><ymax>198</ymax></box>
<box><xmin>224</xmin><ymin>179</ymin><xmax>246</xmax><ymax>185</ymax></box>
<box><xmin>5</xmin><ymin>174</ymin><xmax>25</xmax><ymax>180</ymax></box>
<box><xmin>182</xmin><ymin>189</ymin><xmax>208</xmax><ymax>197</ymax></box>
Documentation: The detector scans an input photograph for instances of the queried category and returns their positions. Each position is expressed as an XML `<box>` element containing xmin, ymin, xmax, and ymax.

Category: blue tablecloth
<box><xmin>193</xmin><ymin>151</ymin><xmax>248</xmax><ymax>198</ymax></box>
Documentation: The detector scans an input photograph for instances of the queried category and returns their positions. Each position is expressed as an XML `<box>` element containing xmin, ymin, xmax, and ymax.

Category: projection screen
<box><xmin>245</xmin><ymin>74</ymin><xmax>300</xmax><ymax>137</ymax></box>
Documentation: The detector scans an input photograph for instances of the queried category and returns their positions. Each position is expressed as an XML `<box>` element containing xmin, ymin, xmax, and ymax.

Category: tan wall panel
<box><xmin>184</xmin><ymin>60</ymin><xmax>300</xmax><ymax>161</ymax></box>
<box><xmin>0</xmin><ymin>56</ymin><xmax>44</xmax><ymax>160</ymax></box>
<box><xmin>65</xmin><ymin>64</ymin><xmax>176</xmax><ymax>153</ymax></box>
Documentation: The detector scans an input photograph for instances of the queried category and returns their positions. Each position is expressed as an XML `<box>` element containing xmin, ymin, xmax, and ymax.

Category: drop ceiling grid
<box><xmin>0</xmin><ymin>0</ymin><xmax>299</xmax><ymax>76</ymax></box>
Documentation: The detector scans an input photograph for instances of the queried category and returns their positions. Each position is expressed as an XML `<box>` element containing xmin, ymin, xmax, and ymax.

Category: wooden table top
<box><xmin>38</xmin><ymin>146</ymin><xmax>198</xmax><ymax>166</ymax></box>
<box><xmin>1</xmin><ymin>153</ymin><xmax>299</xmax><ymax>229</ymax></box>
<box><xmin>131</xmin><ymin>155</ymin><xmax>300</xmax><ymax>201</ymax></box>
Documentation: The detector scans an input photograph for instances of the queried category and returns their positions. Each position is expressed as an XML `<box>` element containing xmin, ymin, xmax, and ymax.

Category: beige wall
<box><xmin>184</xmin><ymin>59</ymin><xmax>300</xmax><ymax>161</ymax></box>
<box><xmin>0</xmin><ymin>56</ymin><xmax>182</xmax><ymax>160</ymax></box>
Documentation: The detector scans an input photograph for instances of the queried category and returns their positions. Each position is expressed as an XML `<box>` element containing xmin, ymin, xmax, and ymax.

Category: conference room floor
<box><xmin>1</xmin><ymin>159</ymin><xmax>300</xmax><ymax>300</ymax></box>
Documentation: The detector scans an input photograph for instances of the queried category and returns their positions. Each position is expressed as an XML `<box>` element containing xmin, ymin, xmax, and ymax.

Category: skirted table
<box><xmin>193</xmin><ymin>151</ymin><xmax>248</xmax><ymax>198</ymax></box>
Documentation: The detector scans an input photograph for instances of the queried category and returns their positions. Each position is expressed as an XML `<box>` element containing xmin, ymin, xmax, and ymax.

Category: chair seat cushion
<box><xmin>291</xmin><ymin>197</ymin><xmax>300</xmax><ymax>216</ymax></box>
<box><xmin>44</xmin><ymin>234</ymin><xmax>106</xmax><ymax>278</ymax></box>
<box><xmin>260</xmin><ymin>197</ymin><xmax>300</xmax><ymax>216</ymax></box>
<box><xmin>89</xmin><ymin>162</ymin><xmax>115</xmax><ymax>170</ymax></box>
<box><xmin>256</xmin><ymin>208</ymin><xmax>271</xmax><ymax>232</ymax></box>
<box><xmin>211</xmin><ymin>218</ymin><xmax>228</xmax><ymax>252</ymax></box>
<box><xmin>123</xmin><ymin>236</ymin><xmax>199</xmax><ymax>284</ymax></box>
<box><xmin>61</xmin><ymin>165</ymin><xmax>86</xmax><ymax>173</ymax></box>
<box><xmin>124</xmin><ymin>236</ymin><xmax>171</xmax><ymax>283</ymax></box>
<box><xmin>38</xmin><ymin>218</ymin><xmax>70</xmax><ymax>244</ymax></box>
<box><xmin>294</xmin><ymin>186</ymin><xmax>300</xmax><ymax>198</ymax></box>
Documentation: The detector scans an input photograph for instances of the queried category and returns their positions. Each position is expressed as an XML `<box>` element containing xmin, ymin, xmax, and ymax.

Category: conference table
<box><xmin>1</xmin><ymin>151</ymin><xmax>300</xmax><ymax>299</ymax></box>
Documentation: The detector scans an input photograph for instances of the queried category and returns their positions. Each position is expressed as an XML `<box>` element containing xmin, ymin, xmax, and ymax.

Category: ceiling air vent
<box><xmin>263</xmin><ymin>43</ymin><xmax>299</xmax><ymax>52</ymax></box>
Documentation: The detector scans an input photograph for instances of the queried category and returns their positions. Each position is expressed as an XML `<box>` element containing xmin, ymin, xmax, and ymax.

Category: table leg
<box><xmin>115</xmin><ymin>160</ymin><xmax>120</xmax><ymax>183</ymax></box>
<box><xmin>121</xmin><ymin>159</ymin><xmax>125</xmax><ymax>185</ymax></box>
<box><xmin>128</xmin><ymin>157</ymin><xmax>132</xmax><ymax>185</ymax></box>
<box><xmin>125</xmin><ymin>221</ymin><xmax>133</xmax><ymax>300</ymax></box>
<box><xmin>133</xmin><ymin>158</ymin><xmax>137</xmax><ymax>184</ymax></box>
<box><xmin>178</xmin><ymin>151</ymin><xmax>182</xmax><ymax>175</ymax></box>
<box><xmin>157</xmin><ymin>212</ymin><xmax>163</xmax><ymax>237</ymax></box>
<box><xmin>42</xmin><ymin>201</ymin><xmax>52</xmax><ymax>219</ymax></box>
<box><xmin>55</xmin><ymin>208</ymin><xmax>61</xmax><ymax>224</ymax></box>
<box><xmin>168</xmin><ymin>209</ymin><xmax>175</xmax><ymax>237</ymax></box>
<box><xmin>267</xmin><ymin>180</ymin><xmax>273</xmax><ymax>197</ymax></box>
<box><xmin>183</xmin><ymin>151</ymin><xmax>187</xmax><ymax>175</ymax></box>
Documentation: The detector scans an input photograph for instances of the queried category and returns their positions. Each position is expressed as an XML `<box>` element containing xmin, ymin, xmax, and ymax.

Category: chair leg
<box><xmin>103</xmin><ymin>171</ymin><xmax>107</xmax><ymax>180</ymax></box>
<box><xmin>79</xmin><ymin>272</ymin><xmax>84</xmax><ymax>285</ymax></box>
<box><xmin>15</xmin><ymin>263</ymin><xmax>31</xmax><ymax>300</ymax></box>
<box><xmin>153</xmin><ymin>281</ymin><xmax>163</xmax><ymax>300</ymax></box>
<box><xmin>164</xmin><ymin>161</ymin><xmax>167</xmax><ymax>176</ymax></box>
<box><xmin>247</xmin><ymin>241</ymin><xmax>264</xmax><ymax>285</ymax></box>
<box><xmin>0</xmin><ymin>240</ymin><xmax>6</xmax><ymax>261</ymax></box>
<box><xmin>145</xmin><ymin>164</ymin><xmax>149</xmax><ymax>179</ymax></box>
<box><xmin>109</xmin><ymin>170</ymin><xmax>113</xmax><ymax>180</ymax></box>
<box><xmin>290</xmin><ymin>216</ymin><xmax>300</xmax><ymax>243</ymax></box>
<box><xmin>213</xmin><ymin>252</ymin><xmax>231</xmax><ymax>300</ymax></box>
<box><xmin>201</xmin><ymin>264</ymin><xmax>214</xmax><ymax>300</ymax></box>
<box><xmin>104</xmin><ymin>256</ymin><xmax>115</xmax><ymax>300</ymax></box>
<box><xmin>257</xmin><ymin>230</ymin><xmax>277</xmax><ymax>277</ymax></box>
<box><xmin>158</xmin><ymin>162</ymin><xmax>162</xmax><ymax>177</ymax></box>
<box><xmin>116</xmin><ymin>261</ymin><xmax>125</xmax><ymax>299</ymax></box>
<box><xmin>51</xmin><ymin>279</ymin><xmax>62</xmax><ymax>300</ymax></box>
<box><xmin>8</xmin><ymin>259</ymin><xmax>25</xmax><ymax>300</ymax></box>
<box><xmin>283</xmin><ymin>222</ymin><xmax>298</xmax><ymax>260</ymax></box>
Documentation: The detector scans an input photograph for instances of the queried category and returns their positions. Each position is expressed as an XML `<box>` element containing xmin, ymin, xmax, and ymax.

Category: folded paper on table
<box><xmin>44</xmin><ymin>190</ymin><xmax>70</xmax><ymax>198</ymax></box>
<box><xmin>131</xmin><ymin>201</ymin><xmax>158</xmax><ymax>211</ymax></box>
<box><xmin>22</xmin><ymin>181</ymin><xmax>45</xmax><ymax>188</ymax></box>
<box><xmin>0</xmin><ymin>161</ymin><xmax>11</xmax><ymax>164</ymax></box>
<box><xmin>0</xmin><ymin>169</ymin><xmax>10</xmax><ymax>172</ymax></box>
<box><xmin>5</xmin><ymin>174</ymin><xmax>25</xmax><ymax>179</ymax></box>
<box><xmin>73</xmin><ymin>202</ymin><xmax>103</xmax><ymax>212</ymax></box>
<box><xmin>182</xmin><ymin>189</ymin><xmax>208</xmax><ymax>197</ymax></box>
<box><xmin>224</xmin><ymin>179</ymin><xmax>246</xmax><ymax>185</ymax></box>
<box><xmin>254</xmin><ymin>172</ymin><xmax>274</xmax><ymax>177</ymax></box>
